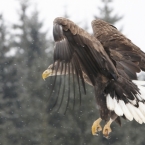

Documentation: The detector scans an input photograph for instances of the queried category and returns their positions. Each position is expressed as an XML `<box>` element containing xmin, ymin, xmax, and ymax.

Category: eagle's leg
<box><xmin>92</xmin><ymin>118</ymin><xmax>102</xmax><ymax>135</ymax></box>
<box><xmin>103</xmin><ymin>118</ymin><xmax>113</xmax><ymax>139</ymax></box>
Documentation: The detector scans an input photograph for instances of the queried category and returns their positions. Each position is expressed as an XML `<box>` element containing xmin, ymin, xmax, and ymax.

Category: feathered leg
<box><xmin>92</xmin><ymin>75</ymin><xmax>109</xmax><ymax>136</ymax></box>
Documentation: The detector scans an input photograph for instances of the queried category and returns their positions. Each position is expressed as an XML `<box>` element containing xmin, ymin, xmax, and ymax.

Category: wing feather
<box><xmin>53</xmin><ymin>17</ymin><xmax>119</xmax><ymax>84</ymax></box>
<box><xmin>50</xmin><ymin>17</ymin><xmax>120</xmax><ymax>110</ymax></box>
<box><xmin>92</xmin><ymin>19</ymin><xmax>145</xmax><ymax>80</ymax></box>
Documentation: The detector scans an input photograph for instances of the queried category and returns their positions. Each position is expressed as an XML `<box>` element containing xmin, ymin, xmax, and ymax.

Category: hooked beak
<box><xmin>42</xmin><ymin>69</ymin><xmax>52</xmax><ymax>80</ymax></box>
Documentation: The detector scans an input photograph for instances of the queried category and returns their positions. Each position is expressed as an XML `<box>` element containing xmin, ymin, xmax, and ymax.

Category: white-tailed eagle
<box><xmin>42</xmin><ymin>17</ymin><xmax>145</xmax><ymax>138</ymax></box>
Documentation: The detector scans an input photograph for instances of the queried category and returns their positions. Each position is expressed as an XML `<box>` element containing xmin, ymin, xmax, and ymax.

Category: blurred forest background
<box><xmin>0</xmin><ymin>0</ymin><xmax>145</xmax><ymax>145</ymax></box>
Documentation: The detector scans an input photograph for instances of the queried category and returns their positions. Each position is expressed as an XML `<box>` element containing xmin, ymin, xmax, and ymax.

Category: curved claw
<box><xmin>103</xmin><ymin>126</ymin><xmax>112</xmax><ymax>139</ymax></box>
<box><xmin>103</xmin><ymin>119</ymin><xmax>113</xmax><ymax>139</ymax></box>
<box><xmin>92</xmin><ymin>118</ymin><xmax>102</xmax><ymax>135</ymax></box>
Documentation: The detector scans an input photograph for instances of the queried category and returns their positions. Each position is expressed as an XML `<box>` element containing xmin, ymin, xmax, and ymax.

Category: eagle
<box><xmin>42</xmin><ymin>17</ymin><xmax>145</xmax><ymax>138</ymax></box>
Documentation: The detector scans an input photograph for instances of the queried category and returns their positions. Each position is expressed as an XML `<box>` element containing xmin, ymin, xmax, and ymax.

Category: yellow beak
<box><xmin>42</xmin><ymin>69</ymin><xmax>52</xmax><ymax>80</ymax></box>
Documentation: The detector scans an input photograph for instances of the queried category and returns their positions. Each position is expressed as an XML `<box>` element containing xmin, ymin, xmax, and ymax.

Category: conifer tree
<box><xmin>94</xmin><ymin>0</ymin><xmax>123</xmax><ymax>25</ymax></box>
<box><xmin>0</xmin><ymin>14</ymin><xmax>21</xmax><ymax>145</ymax></box>
<box><xmin>8</xmin><ymin>1</ymin><xmax>53</xmax><ymax>144</ymax></box>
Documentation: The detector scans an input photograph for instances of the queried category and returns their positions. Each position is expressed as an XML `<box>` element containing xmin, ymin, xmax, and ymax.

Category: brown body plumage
<box><xmin>42</xmin><ymin>17</ymin><xmax>145</xmax><ymax>138</ymax></box>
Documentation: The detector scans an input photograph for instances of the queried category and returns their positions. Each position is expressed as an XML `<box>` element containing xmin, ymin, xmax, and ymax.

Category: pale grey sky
<box><xmin>0</xmin><ymin>0</ymin><xmax>145</xmax><ymax>52</ymax></box>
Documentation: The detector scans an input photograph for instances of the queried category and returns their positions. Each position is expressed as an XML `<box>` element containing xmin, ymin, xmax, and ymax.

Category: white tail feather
<box><xmin>106</xmin><ymin>79</ymin><xmax>145</xmax><ymax>124</ymax></box>
<box><xmin>133</xmin><ymin>80</ymin><xmax>145</xmax><ymax>86</ymax></box>
<box><xmin>113</xmin><ymin>98</ymin><xmax>123</xmax><ymax>116</ymax></box>
<box><xmin>106</xmin><ymin>94</ymin><xmax>114</xmax><ymax>110</ymax></box>
<box><xmin>139</xmin><ymin>102</ymin><xmax>145</xmax><ymax>116</ymax></box>
<box><xmin>126</xmin><ymin>103</ymin><xmax>143</xmax><ymax>124</ymax></box>
<box><xmin>134</xmin><ymin>106</ymin><xmax>145</xmax><ymax>123</ymax></box>
<box><xmin>119</xmin><ymin>100</ymin><xmax>133</xmax><ymax>121</ymax></box>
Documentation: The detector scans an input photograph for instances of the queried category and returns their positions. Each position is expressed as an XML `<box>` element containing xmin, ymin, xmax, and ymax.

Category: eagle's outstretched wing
<box><xmin>92</xmin><ymin>19</ymin><xmax>145</xmax><ymax>80</ymax></box>
<box><xmin>43</xmin><ymin>17</ymin><xmax>120</xmax><ymax>112</ymax></box>
<box><xmin>53</xmin><ymin>17</ymin><xmax>119</xmax><ymax>85</ymax></box>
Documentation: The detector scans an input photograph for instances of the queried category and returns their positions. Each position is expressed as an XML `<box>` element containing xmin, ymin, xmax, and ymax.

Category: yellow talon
<box><xmin>92</xmin><ymin>118</ymin><xmax>102</xmax><ymax>135</ymax></box>
<box><xmin>103</xmin><ymin>119</ymin><xmax>113</xmax><ymax>139</ymax></box>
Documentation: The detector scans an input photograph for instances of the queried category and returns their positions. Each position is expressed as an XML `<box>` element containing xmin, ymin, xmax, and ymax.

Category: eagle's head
<box><xmin>42</xmin><ymin>62</ymin><xmax>69</xmax><ymax>80</ymax></box>
<box><xmin>42</xmin><ymin>65</ymin><xmax>53</xmax><ymax>80</ymax></box>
